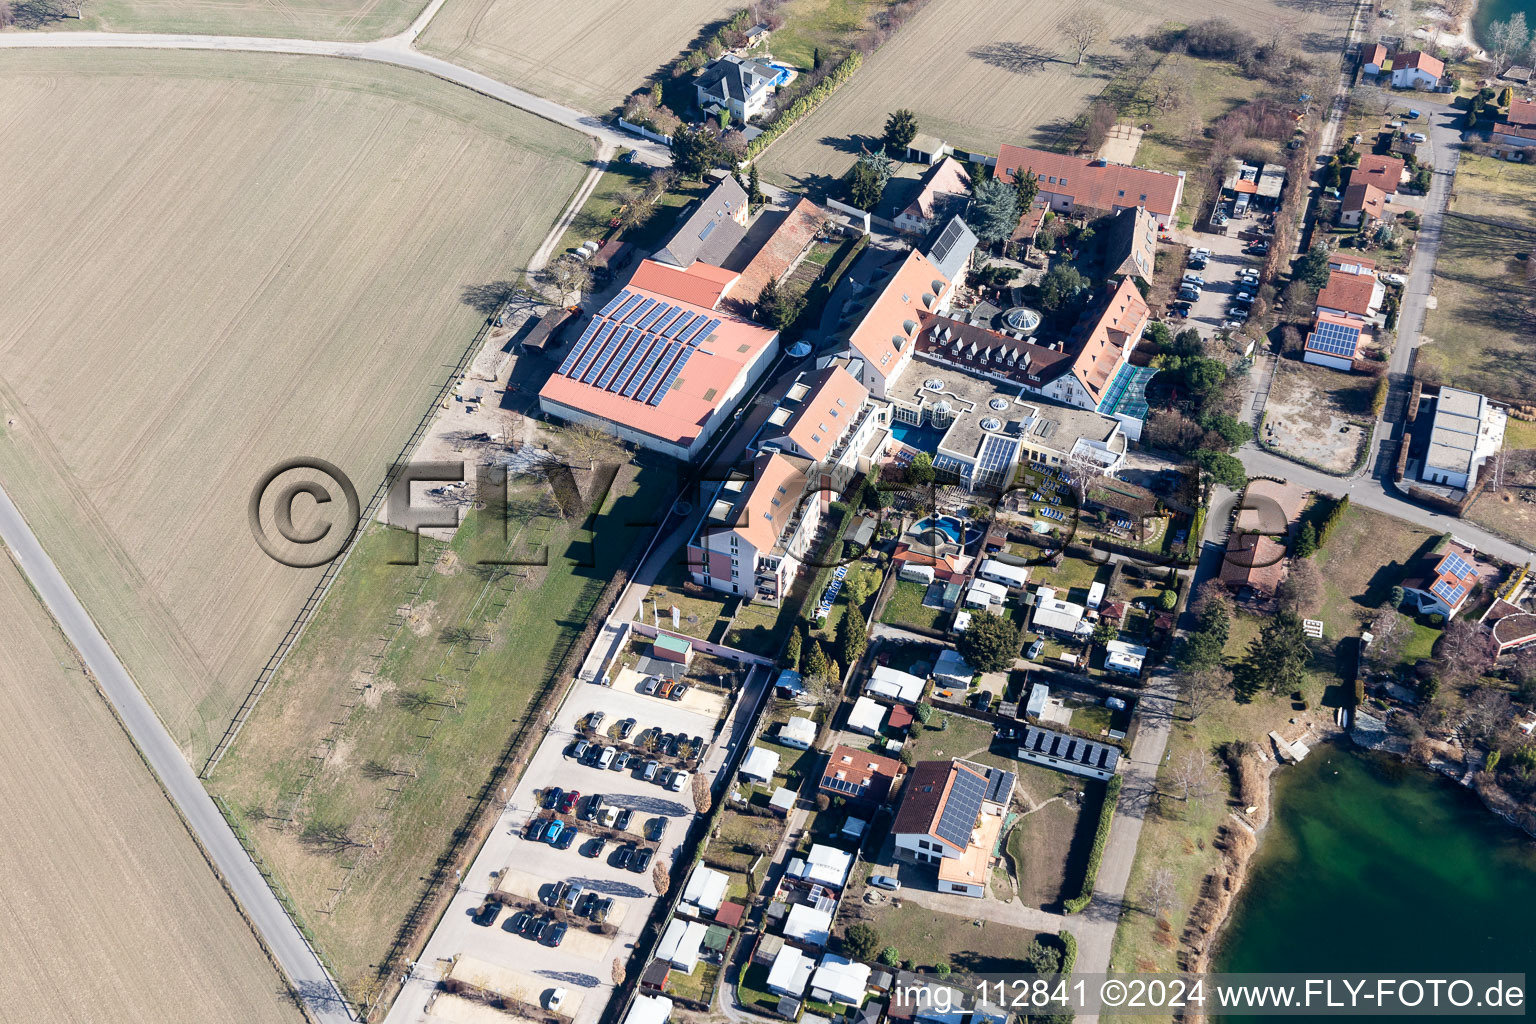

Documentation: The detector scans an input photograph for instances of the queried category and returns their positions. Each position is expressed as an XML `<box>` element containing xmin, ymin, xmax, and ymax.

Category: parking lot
<box><xmin>1171</xmin><ymin>229</ymin><xmax>1267</xmax><ymax>339</ymax></box>
<box><xmin>393</xmin><ymin>640</ymin><xmax>769</xmax><ymax>1024</ymax></box>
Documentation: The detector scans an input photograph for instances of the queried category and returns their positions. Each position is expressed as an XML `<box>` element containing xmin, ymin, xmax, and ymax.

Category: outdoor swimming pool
<box><xmin>912</xmin><ymin>516</ymin><xmax>964</xmax><ymax>545</ymax></box>
<box><xmin>767</xmin><ymin>62</ymin><xmax>795</xmax><ymax>86</ymax></box>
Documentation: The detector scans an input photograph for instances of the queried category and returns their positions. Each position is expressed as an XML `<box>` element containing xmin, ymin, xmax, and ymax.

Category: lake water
<box><xmin>1217</xmin><ymin>744</ymin><xmax>1536</xmax><ymax>983</ymax></box>
<box><xmin>1473</xmin><ymin>0</ymin><xmax>1535</xmax><ymax>45</ymax></box>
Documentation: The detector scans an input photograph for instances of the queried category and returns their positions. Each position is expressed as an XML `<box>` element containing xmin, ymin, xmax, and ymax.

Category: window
<box><xmin>731</xmin><ymin>568</ymin><xmax>739</xmax><ymax>578</ymax></box>
<box><xmin>730</xmin><ymin>536</ymin><xmax>738</xmax><ymax>549</ymax></box>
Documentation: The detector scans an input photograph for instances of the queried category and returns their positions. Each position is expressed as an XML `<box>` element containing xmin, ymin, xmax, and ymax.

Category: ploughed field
<box><xmin>0</xmin><ymin>49</ymin><xmax>589</xmax><ymax>762</ymax></box>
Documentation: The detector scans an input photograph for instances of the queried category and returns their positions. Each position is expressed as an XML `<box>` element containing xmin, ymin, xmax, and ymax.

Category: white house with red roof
<box><xmin>1490</xmin><ymin>97</ymin><xmax>1536</xmax><ymax>160</ymax></box>
<box><xmin>1316</xmin><ymin>269</ymin><xmax>1384</xmax><ymax>322</ymax></box>
<box><xmin>689</xmin><ymin>451</ymin><xmax>817</xmax><ymax>603</ymax></box>
<box><xmin>894</xmin><ymin>156</ymin><xmax>972</xmax><ymax>235</ymax></box>
<box><xmin>538</xmin><ymin>259</ymin><xmax>778</xmax><ymax>461</ymax></box>
<box><xmin>995</xmin><ymin>143</ymin><xmax>1185</xmax><ymax>224</ymax></box>
<box><xmin>1390</xmin><ymin>50</ymin><xmax>1445</xmax><ymax>90</ymax></box>
<box><xmin>757</xmin><ymin>364</ymin><xmax>882</xmax><ymax>497</ymax></box>
<box><xmin>1339</xmin><ymin>182</ymin><xmax>1389</xmax><ymax>227</ymax></box>
<box><xmin>844</xmin><ymin>248</ymin><xmax>955</xmax><ymax>398</ymax></box>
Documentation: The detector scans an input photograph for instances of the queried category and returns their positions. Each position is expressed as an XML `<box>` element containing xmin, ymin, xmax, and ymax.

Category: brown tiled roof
<box><xmin>996</xmin><ymin>144</ymin><xmax>1183</xmax><ymax>220</ymax></box>
<box><xmin>731</xmin><ymin>452</ymin><xmax>811</xmax><ymax>554</ymax></box>
<box><xmin>903</xmin><ymin>157</ymin><xmax>972</xmax><ymax>223</ymax></box>
<box><xmin>847</xmin><ymin>249</ymin><xmax>950</xmax><ymax>378</ymax></box>
<box><xmin>1353</xmin><ymin>154</ymin><xmax>1405</xmax><ymax>194</ymax></box>
<box><xmin>782</xmin><ymin>364</ymin><xmax>867</xmax><ymax>463</ymax></box>
<box><xmin>1343</xmin><ymin>182</ymin><xmax>1387</xmax><ymax>218</ymax></box>
<box><xmin>1393</xmin><ymin>50</ymin><xmax>1444</xmax><ymax>77</ymax></box>
<box><xmin>915</xmin><ymin>312</ymin><xmax>1075</xmax><ymax>387</ymax></box>
<box><xmin>728</xmin><ymin>198</ymin><xmax>824</xmax><ymax>310</ymax></box>
<box><xmin>820</xmin><ymin>744</ymin><xmax>902</xmax><ymax>804</ymax></box>
<box><xmin>1069</xmin><ymin>278</ymin><xmax>1148</xmax><ymax>401</ymax></box>
<box><xmin>892</xmin><ymin>759</ymin><xmax>986</xmax><ymax>851</ymax></box>
<box><xmin>1364</xmin><ymin>43</ymin><xmax>1388</xmax><ymax>65</ymax></box>
<box><xmin>1509</xmin><ymin>97</ymin><xmax>1536</xmax><ymax>129</ymax></box>
<box><xmin>1317</xmin><ymin>270</ymin><xmax>1376</xmax><ymax>316</ymax></box>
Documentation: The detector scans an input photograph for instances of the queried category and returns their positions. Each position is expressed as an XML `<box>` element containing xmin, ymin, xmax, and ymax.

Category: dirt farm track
<box><xmin>0</xmin><ymin>49</ymin><xmax>588</xmax><ymax>762</ymax></box>
<box><xmin>758</xmin><ymin>0</ymin><xmax>1356</xmax><ymax>187</ymax></box>
<box><xmin>0</xmin><ymin>552</ymin><xmax>304</xmax><ymax>1023</ymax></box>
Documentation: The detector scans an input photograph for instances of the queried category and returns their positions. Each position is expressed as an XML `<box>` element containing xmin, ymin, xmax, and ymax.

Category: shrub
<box><xmin>1158</xmin><ymin>589</ymin><xmax>1178</xmax><ymax>611</ymax></box>
<box><xmin>746</xmin><ymin>53</ymin><xmax>862</xmax><ymax>160</ymax></box>
<box><xmin>844</xmin><ymin>922</ymin><xmax>881</xmax><ymax>961</ymax></box>
<box><xmin>914</xmin><ymin>701</ymin><xmax>934</xmax><ymax>724</ymax></box>
<box><xmin>1063</xmin><ymin>775</ymin><xmax>1122</xmax><ymax>913</ymax></box>
<box><xmin>879</xmin><ymin>946</ymin><xmax>902</xmax><ymax>967</ymax></box>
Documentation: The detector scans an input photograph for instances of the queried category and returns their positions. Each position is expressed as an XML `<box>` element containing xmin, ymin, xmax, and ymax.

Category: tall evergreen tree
<box><xmin>838</xmin><ymin>602</ymin><xmax>868</xmax><ymax>668</ymax></box>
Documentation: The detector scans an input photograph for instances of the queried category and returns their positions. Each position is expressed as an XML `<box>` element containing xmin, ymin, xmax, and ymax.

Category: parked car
<box><xmin>509</xmin><ymin>909</ymin><xmax>532</xmax><ymax>933</ymax></box>
<box><xmin>1387</xmin><ymin>119</ymin><xmax>1404</xmax><ymax>130</ymax></box>
<box><xmin>647</xmin><ymin>816</ymin><xmax>669</xmax><ymax>842</ymax></box>
<box><xmin>1406</xmin><ymin>109</ymin><xmax>1421</xmax><ymax>119</ymax></box>
<box><xmin>559</xmin><ymin>790</ymin><xmax>580</xmax><ymax>814</ymax></box>
<box><xmin>1177</xmin><ymin>287</ymin><xmax>1201</xmax><ymax>302</ymax></box>
<box><xmin>615</xmin><ymin>808</ymin><xmax>633</xmax><ymax>832</ymax></box>
<box><xmin>1181</xmin><ymin>273</ymin><xmax>1205</xmax><ymax>286</ymax></box>
<box><xmin>1244</xmin><ymin>243</ymin><xmax>1270</xmax><ymax>256</ymax></box>
<box><xmin>640</xmin><ymin>676</ymin><xmax>661</xmax><ymax>696</ymax></box>
<box><xmin>669</xmin><ymin>682</ymin><xmax>689</xmax><ymax>701</ymax></box>
<box><xmin>585</xmin><ymin>793</ymin><xmax>605</xmax><ymax>819</ymax></box>
<box><xmin>562</xmin><ymin>881</ymin><xmax>585</xmax><ymax>912</ymax></box>
<box><xmin>1408</xmin><ymin>131</ymin><xmax>1427</xmax><ymax>143</ymax></box>
<box><xmin>576</xmin><ymin>891</ymin><xmax>597</xmax><ymax>918</ymax></box>
<box><xmin>586</xmin><ymin>710</ymin><xmax>605</xmax><ymax>731</ymax></box>
<box><xmin>1382</xmin><ymin>272</ymin><xmax>1406</xmax><ymax>286</ymax></box>
<box><xmin>618</xmin><ymin>717</ymin><xmax>636</xmax><ymax>740</ymax></box>
<box><xmin>525</xmin><ymin>916</ymin><xmax>548</xmax><ymax>942</ymax></box>
<box><xmin>630</xmin><ymin>847</ymin><xmax>655</xmax><ymax>873</ymax></box>
<box><xmin>969</xmin><ymin>690</ymin><xmax>993</xmax><ymax>710</ymax></box>
<box><xmin>542</xmin><ymin>787</ymin><xmax>563</xmax><ymax>811</ymax></box>
<box><xmin>1191</xmin><ymin>247</ymin><xmax>1211</xmax><ymax>260</ymax></box>
<box><xmin>612</xmin><ymin>751</ymin><xmax>631</xmax><ymax>772</ymax></box>
<box><xmin>668</xmin><ymin>770</ymin><xmax>689</xmax><ymax>792</ymax></box>
<box><xmin>1027</xmin><ymin>640</ymin><xmax>1044</xmax><ymax>660</ymax></box>
<box><xmin>1186</xmin><ymin>257</ymin><xmax>1207</xmax><ymax>271</ymax></box>
<box><xmin>869</xmin><ymin>874</ymin><xmax>902</xmax><ymax>892</ymax></box>
<box><xmin>569</xmin><ymin>740</ymin><xmax>590</xmax><ymax>762</ymax></box>
<box><xmin>592</xmin><ymin>897</ymin><xmax>614</xmax><ymax>923</ymax></box>
<box><xmin>643</xmin><ymin>759</ymin><xmax>660</xmax><ymax>782</ymax></box>
<box><xmin>614</xmin><ymin>844</ymin><xmax>635</xmax><ymax>870</ymax></box>
<box><xmin>553</xmin><ymin>826</ymin><xmax>576</xmax><ymax>850</ymax></box>
<box><xmin>656</xmin><ymin>680</ymin><xmax>675</xmax><ymax>699</ymax></box>
<box><xmin>584</xmin><ymin>836</ymin><xmax>607</xmax><ymax>858</ymax></box>
<box><xmin>544</xmin><ymin>881</ymin><xmax>566</xmax><ymax>906</ymax></box>
<box><xmin>658</xmin><ymin>767</ymin><xmax>675</xmax><ymax>789</ymax></box>
<box><xmin>691</xmin><ymin>735</ymin><xmax>705</xmax><ymax>756</ymax></box>
<box><xmin>1170</xmin><ymin>303</ymin><xmax>1191</xmax><ymax>319</ymax></box>
<box><xmin>471</xmin><ymin>901</ymin><xmax>501</xmax><ymax>927</ymax></box>
<box><xmin>543</xmin><ymin>921</ymin><xmax>568</xmax><ymax>947</ymax></box>
<box><xmin>548</xmin><ymin>988</ymin><xmax>568</xmax><ymax>1012</ymax></box>
<box><xmin>544</xmin><ymin>821</ymin><xmax>567</xmax><ymax>846</ymax></box>
<box><xmin>598</xmin><ymin>746</ymin><xmax>618</xmax><ymax>770</ymax></box>
<box><xmin>1221</xmin><ymin>320</ymin><xmax>1247</xmax><ymax>331</ymax></box>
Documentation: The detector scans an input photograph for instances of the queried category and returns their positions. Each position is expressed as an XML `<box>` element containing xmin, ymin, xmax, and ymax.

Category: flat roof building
<box><xmin>1422</xmin><ymin>387</ymin><xmax>1505</xmax><ymax>491</ymax></box>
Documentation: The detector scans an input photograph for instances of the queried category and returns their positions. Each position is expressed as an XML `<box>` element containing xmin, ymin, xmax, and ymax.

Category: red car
<box><xmin>559</xmin><ymin>790</ymin><xmax>580</xmax><ymax>815</ymax></box>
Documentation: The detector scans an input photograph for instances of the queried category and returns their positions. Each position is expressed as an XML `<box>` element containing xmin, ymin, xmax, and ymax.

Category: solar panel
<box><xmin>645</xmin><ymin>347</ymin><xmax>694</xmax><ymax>406</ymax></box>
<box><xmin>596</xmin><ymin>328</ymin><xmax>643</xmax><ymax>390</ymax></box>
<box><xmin>821</xmin><ymin>776</ymin><xmax>863</xmax><ymax>796</ymax></box>
<box><xmin>664</xmin><ymin>311</ymin><xmax>697</xmax><ymax>340</ymax></box>
<box><xmin>556</xmin><ymin>318</ymin><xmax>603</xmax><ymax>376</ymax></box>
<box><xmin>933</xmin><ymin>767</ymin><xmax>987</xmax><ymax>849</ymax></box>
<box><xmin>597</xmin><ymin>289</ymin><xmax>632</xmax><ymax>318</ymax></box>
<box><xmin>611</xmin><ymin>293</ymin><xmax>644</xmax><ymax>322</ymax></box>
<box><xmin>570</xmin><ymin>320</ymin><xmax>617</xmax><ymax>380</ymax></box>
<box><xmin>1432</xmin><ymin>579</ymin><xmax>1467</xmax><ymax>605</ymax></box>
<box><xmin>623</xmin><ymin>297</ymin><xmax>657</xmax><ymax>325</ymax></box>
<box><xmin>689</xmin><ymin>318</ymin><xmax>721</xmax><ymax>347</ymax></box>
<box><xmin>1308</xmin><ymin>319</ymin><xmax>1360</xmax><ymax>357</ymax></box>
<box><xmin>636</xmin><ymin>302</ymin><xmax>671</xmax><ymax>332</ymax></box>
<box><xmin>608</xmin><ymin>333</ymin><xmax>657</xmax><ymax>394</ymax></box>
<box><xmin>617</xmin><ymin>337</ymin><xmax>666</xmax><ymax>399</ymax></box>
<box><xmin>677</xmin><ymin>315</ymin><xmax>712</xmax><ymax>346</ymax></box>
<box><xmin>1440</xmin><ymin>552</ymin><xmax>1472</xmax><ymax>579</ymax></box>
<box><xmin>653</xmin><ymin>307</ymin><xmax>685</xmax><ymax>336</ymax></box>
<box><xmin>580</xmin><ymin>325</ymin><xmax>629</xmax><ymax>384</ymax></box>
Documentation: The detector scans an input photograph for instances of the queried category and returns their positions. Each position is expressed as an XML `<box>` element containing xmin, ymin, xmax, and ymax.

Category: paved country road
<box><xmin>0</xmin><ymin>482</ymin><xmax>355</xmax><ymax>1024</ymax></box>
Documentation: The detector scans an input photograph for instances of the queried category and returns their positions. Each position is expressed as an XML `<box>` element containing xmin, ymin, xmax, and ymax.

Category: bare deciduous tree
<box><xmin>611</xmin><ymin>958</ymin><xmax>627</xmax><ymax>985</ymax></box>
<box><xmin>1439</xmin><ymin>618</ymin><xmax>1493</xmax><ymax>688</ymax></box>
<box><xmin>541</xmin><ymin>257</ymin><xmax>592</xmax><ymax>306</ymax></box>
<box><xmin>1165</xmin><ymin>750</ymin><xmax>1217</xmax><ymax>803</ymax></box>
<box><xmin>1180</xmin><ymin>664</ymin><xmax>1234</xmax><ymax>720</ymax></box>
<box><xmin>692</xmin><ymin>771</ymin><xmax>713</xmax><ymax>814</ymax></box>
<box><xmin>1364</xmin><ymin>606</ymin><xmax>1409</xmax><ymax>669</ymax></box>
<box><xmin>1463</xmin><ymin>686</ymin><xmax>1512</xmax><ymax>741</ymax></box>
<box><xmin>1143</xmin><ymin>866</ymin><xmax>1176</xmax><ymax>918</ymax></box>
<box><xmin>1058</xmin><ymin>11</ymin><xmax>1106</xmax><ymax>66</ymax></box>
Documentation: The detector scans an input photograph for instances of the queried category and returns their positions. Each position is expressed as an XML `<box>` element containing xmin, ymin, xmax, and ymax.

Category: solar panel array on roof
<box><xmin>558</xmin><ymin>291</ymin><xmax>724</xmax><ymax>405</ymax></box>
<box><xmin>1019</xmin><ymin>726</ymin><xmax>1120</xmax><ymax>773</ymax></box>
<box><xmin>933</xmin><ymin>766</ymin><xmax>987</xmax><ymax>849</ymax></box>
<box><xmin>984</xmin><ymin>767</ymin><xmax>1015</xmax><ymax>806</ymax></box>
<box><xmin>597</xmin><ymin>289</ymin><xmax>633</xmax><ymax>318</ymax></box>
<box><xmin>1308</xmin><ymin>319</ymin><xmax>1361</xmax><ymax>357</ymax></box>
<box><xmin>1440</xmin><ymin>552</ymin><xmax>1473</xmax><ymax>579</ymax></box>
<box><xmin>821</xmin><ymin>775</ymin><xmax>864</xmax><ymax>796</ymax></box>
<box><xmin>1432</xmin><ymin>579</ymin><xmax>1467</xmax><ymax>606</ymax></box>
<box><xmin>646</xmin><ymin>348</ymin><xmax>694</xmax><ymax>405</ymax></box>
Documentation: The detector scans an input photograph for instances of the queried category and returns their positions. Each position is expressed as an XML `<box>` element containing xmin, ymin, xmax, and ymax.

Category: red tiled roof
<box><xmin>628</xmin><ymin>258</ymin><xmax>740</xmax><ymax>309</ymax></box>
<box><xmin>847</xmin><ymin>249</ymin><xmax>950</xmax><ymax>381</ymax></box>
<box><xmin>820</xmin><ymin>744</ymin><xmax>902</xmax><ymax>804</ymax></box>
<box><xmin>892</xmin><ymin>759</ymin><xmax>986</xmax><ymax>851</ymax></box>
<box><xmin>996</xmin><ymin>144</ymin><xmax>1183</xmax><ymax>220</ymax></box>
<box><xmin>1353</xmin><ymin>154</ymin><xmax>1405</xmax><ymax>194</ymax></box>
<box><xmin>732</xmin><ymin>452</ymin><xmax>810</xmax><ymax>554</ymax></box>
<box><xmin>783</xmin><ymin>364</ymin><xmax>867</xmax><ymax>462</ymax></box>
<box><xmin>887</xmin><ymin>705</ymin><xmax>914</xmax><ymax>730</ymax></box>
<box><xmin>903</xmin><ymin>156</ymin><xmax>971</xmax><ymax>223</ymax></box>
<box><xmin>728</xmin><ymin>198</ymin><xmax>823</xmax><ymax>310</ymax></box>
<box><xmin>537</xmin><ymin>276</ymin><xmax>776</xmax><ymax>451</ymax></box>
<box><xmin>1328</xmin><ymin>254</ymin><xmax>1376</xmax><ymax>273</ymax></box>
<box><xmin>1509</xmin><ymin>97</ymin><xmax>1536</xmax><ymax>129</ymax></box>
<box><xmin>1070</xmin><ymin>277</ymin><xmax>1148</xmax><ymax>401</ymax></box>
<box><xmin>1317</xmin><ymin>270</ymin><xmax>1376</xmax><ymax>316</ymax></box>
<box><xmin>1364</xmin><ymin>43</ymin><xmax>1388</xmax><ymax>65</ymax></box>
<box><xmin>1393</xmin><ymin>50</ymin><xmax>1444</xmax><ymax>77</ymax></box>
<box><xmin>714</xmin><ymin>901</ymin><xmax>746</xmax><ymax>928</ymax></box>
<box><xmin>1343</xmin><ymin>182</ymin><xmax>1387</xmax><ymax>218</ymax></box>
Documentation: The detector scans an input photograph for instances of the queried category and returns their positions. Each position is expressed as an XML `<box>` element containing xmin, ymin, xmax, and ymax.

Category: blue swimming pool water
<box><xmin>912</xmin><ymin>516</ymin><xmax>963</xmax><ymax>544</ymax></box>
<box><xmin>890</xmin><ymin>420</ymin><xmax>946</xmax><ymax>451</ymax></box>
<box><xmin>767</xmin><ymin>62</ymin><xmax>793</xmax><ymax>86</ymax></box>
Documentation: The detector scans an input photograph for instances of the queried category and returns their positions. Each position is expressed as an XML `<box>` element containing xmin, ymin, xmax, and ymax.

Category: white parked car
<box><xmin>547</xmin><ymin>989</ymin><xmax>568</xmax><ymax>1012</ymax></box>
<box><xmin>1382</xmin><ymin>272</ymin><xmax>1406</xmax><ymax>286</ymax></box>
<box><xmin>869</xmin><ymin>874</ymin><xmax>902</xmax><ymax>891</ymax></box>
<box><xmin>1408</xmin><ymin>132</ymin><xmax>1427</xmax><ymax>143</ymax></box>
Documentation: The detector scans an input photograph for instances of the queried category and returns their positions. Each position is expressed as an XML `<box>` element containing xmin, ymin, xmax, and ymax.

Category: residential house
<box><xmin>1490</xmin><ymin>97</ymin><xmax>1536</xmax><ymax>161</ymax></box>
<box><xmin>1030</xmin><ymin>586</ymin><xmax>1088</xmax><ymax>637</ymax></box>
<box><xmin>1353</xmin><ymin>153</ymin><xmax>1406</xmax><ymax>194</ymax></box>
<box><xmin>964</xmin><ymin>577</ymin><xmax>1007</xmax><ymax>611</ymax></box>
<box><xmin>895</xmin><ymin>157</ymin><xmax>973</xmax><ymax>234</ymax></box>
<box><xmin>933</xmin><ymin>648</ymin><xmax>975</xmax><ymax>689</ymax></box>
<box><xmin>537</xmin><ymin>260</ymin><xmax>777</xmax><ymax>461</ymax></box>
<box><xmin>1420</xmin><ymin>386</ymin><xmax>1506</xmax><ymax>490</ymax></box>
<box><xmin>819</xmin><ymin>745</ymin><xmax>902</xmax><ymax>807</ymax></box>
<box><xmin>1339</xmin><ymin>181</ymin><xmax>1388</xmax><ymax>227</ymax></box>
<box><xmin>811</xmin><ymin>955</ymin><xmax>872</xmax><ymax>1005</ymax></box>
<box><xmin>1315</xmin><ymin>269</ymin><xmax>1384</xmax><ymax>322</ymax></box>
<box><xmin>1104</xmin><ymin>639</ymin><xmax>1147</xmax><ymax>677</ymax></box>
<box><xmin>681</xmin><ymin>865</ymin><xmax>729</xmax><ymax>917</ymax></box>
<box><xmin>756</xmin><ymin>363</ymin><xmax>881</xmax><ymax>497</ymax></box>
<box><xmin>1390</xmin><ymin>50</ymin><xmax>1444</xmax><ymax>90</ymax></box>
<box><xmin>1015</xmin><ymin>725</ymin><xmax>1120</xmax><ymax>780</ymax></box>
<box><xmin>689</xmin><ymin>451</ymin><xmax>820</xmax><ymax>603</ymax></box>
<box><xmin>976</xmin><ymin>558</ymin><xmax>1030</xmax><ymax>591</ymax></box>
<box><xmin>657</xmin><ymin>918</ymin><xmax>709</xmax><ymax>973</ymax></box>
<box><xmin>790</xmin><ymin>844</ymin><xmax>853</xmax><ymax>889</ymax></box>
<box><xmin>624</xmin><ymin>995</ymin><xmax>674</xmax><ymax>1024</ymax></box>
<box><xmin>844</xmin><ymin>248</ymin><xmax>955</xmax><ymax>398</ymax></box>
<box><xmin>741</xmin><ymin>745</ymin><xmax>781</xmax><ymax>783</ymax></box>
<box><xmin>1362</xmin><ymin>42</ymin><xmax>1389</xmax><ymax>76</ymax></box>
<box><xmin>1402</xmin><ymin>541</ymin><xmax>1487</xmax><ymax>619</ymax></box>
<box><xmin>995</xmin><ymin>144</ymin><xmax>1185</xmax><ymax>223</ymax></box>
<box><xmin>1492</xmin><ymin>612</ymin><xmax>1536</xmax><ymax>655</ymax></box>
<box><xmin>891</xmin><ymin>759</ymin><xmax>1014</xmax><ymax>898</ymax></box>
<box><xmin>782</xmin><ymin>904</ymin><xmax>832</xmax><ymax>948</ymax></box>
<box><xmin>1102</xmin><ymin>205</ymin><xmax>1158</xmax><ymax>282</ymax></box>
<box><xmin>766</xmin><ymin>944</ymin><xmax>814</xmax><ymax>998</ymax></box>
<box><xmin>696</xmin><ymin>54</ymin><xmax>780</xmax><ymax>121</ymax></box>
<box><xmin>777</xmin><ymin>716</ymin><xmax>817</xmax><ymax>750</ymax></box>
<box><xmin>1219</xmin><ymin>478</ymin><xmax>1309</xmax><ymax>600</ymax></box>
<box><xmin>847</xmin><ymin>696</ymin><xmax>887</xmax><ymax>735</ymax></box>
<box><xmin>866</xmin><ymin>665</ymin><xmax>927</xmax><ymax>704</ymax></box>
<box><xmin>652</xmin><ymin>175</ymin><xmax>751</xmax><ymax>270</ymax></box>
<box><xmin>1303</xmin><ymin>311</ymin><xmax>1368</xmax><ymax>371</ymax></box>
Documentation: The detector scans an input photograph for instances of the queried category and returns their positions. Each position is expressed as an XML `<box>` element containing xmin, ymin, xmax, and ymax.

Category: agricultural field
<box><xmin>0</xmin><ymin>50</ymin><xmax>588</xmax><ymax>762</ymax></box>
<box><xmin>1418</xmin><ymin>185</ymin><xmax>1536</xmax><ymax>400</ymax></box>
<box><xmin>419</xmin><ymin>0</ymin><xmax>740</xmax><ymax>113</ymax></box>
<box><xmin>0</xmin><ymin>556</ymin><xmax>302</xmax><ymax>1024</ymax></box>
<box><xmin>209</xmin><ymin>458</ymin><xmax>669</xmax><ymax>999</ymax></box>
<box><xmin>7</xmin><ymin>0</ymin><xmax>425</xmax><ymax>39</ymax></box>
<box><xmin>757</xmin><ymin>0</ymin><xmax>1353</xmax><ymax>190</ymax></box>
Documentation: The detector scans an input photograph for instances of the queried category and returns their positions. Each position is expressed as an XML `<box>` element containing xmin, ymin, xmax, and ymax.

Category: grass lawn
<box><xmin>552</xmin><ymin>163</ymin><xmax>709</xmax><ymax>265</ymax></box>
<box><xmin>1419</xmin><ymin>212</ymin><xmax>1536</xmax><ymax>401</ymax></box>
<box><xmin>725</xmin><ymin>596</ymin><xmax>794</xmax><ymax>658</ymax></box>
<box><xmin>1449</xmin><ymin>153</ymin><xmax>1536</xmax><ymax>230</ymax></box>
<box><xmin>840</xmin><ymin>897</ymin><xmax>1044</xmax><ymax>974</ymax></box>
<box><xmin>642</xmin><ymin>559</ymin><xmax>735</xmax><ymax>641</ymax></box>
<box><xmin>711</xmin><ymin>807</ymin><xmax>785</xmax><ymax>873</ymax></box>
<box><xmin>1312</xmin><ymin>506</ymin><xmax>1437</xmax><ymax>641</ymax></box>
<box><xmin>762</xmin><ymin>0</ymin><xmax>896</xmax><ymax>71</ymax></box>
<box><xmin>1506</xmin><ymin>417</ymin><xmax>1536</xmax><ymax>451</ymax></box>
<box><xmin>665</xmin><ymin>961</ymin><xmax>722</xmax><ymax>1004</ymax></box>
<box><xmin>737</xmin><ymin>962</ymin><xmax>782</xmax><ymax>1015</ymax></box>
<box><xmin>1032</xmin><ymin>556</ymin><xmax>1106</xmax><ymax>605</ymax></box>
<box><xmin>210</xmin><ymin>463</ymin><xmax>667</xmax><ymax>997</ymax></box>
<box><xmin>879</xmin><ymin>579</ymin><xmax>946</xmax><ymax>632</ymax></box>
<box><xmin>1401</xmin><ymin>621</ymin><xmax>1440</xmax><ymax>665</ymax></box>
<box><xmin>1006</xmin><ymin>797</ymin><xmax>1087</xmax><ymax>910</ymax></box>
